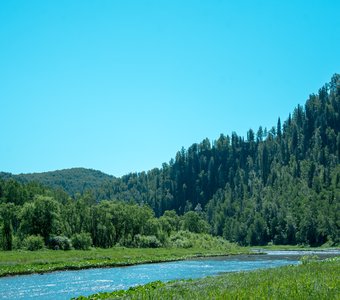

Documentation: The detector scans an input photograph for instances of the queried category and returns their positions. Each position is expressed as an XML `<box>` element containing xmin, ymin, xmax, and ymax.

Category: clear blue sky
<box><xmin>1</xmin><ymin>1</ymin><xmax>339</xmax><ymax>177</ymax></box>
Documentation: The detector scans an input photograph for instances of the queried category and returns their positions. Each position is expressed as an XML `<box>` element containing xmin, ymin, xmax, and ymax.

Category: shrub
<box><xmin>134</xmin><ymin>234</ymin><xmax>162</xmax><ymax>248</ymax></box>
<box><xmin>23</xmin><ymin>235</ymin><xmax>45</xmax><ymax>251</ymax></box>
<box><xmin>71</xmin><ymin>232</ymin><xmax>92</xmax><ymax>250</ymax></box>
<box><xmin>169</xmin><ymin>231</ymin><xmax>193</xmax><ymax>248</ymax></box>
<box><xmin>12</xmin><ymin>236</ymin><xmax>23</xmax><ymax>250</ymax></box>
<box><xmin>49</xmin><ymin>235</ymin><xmax>72</xmax><ymax>250</ymax></box>
<box><xmin>169</xmin><ymin>230</ymin><xmax>237</xmax><ymax>250</ymax></box>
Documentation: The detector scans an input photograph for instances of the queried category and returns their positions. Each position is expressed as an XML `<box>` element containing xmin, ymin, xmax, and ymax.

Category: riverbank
<box><xmin>76</xmin><ymin>256</ymin><xmax>340</xmax><ymax>299</ymax></box>
<box><xmin>0</xmin><ymin>245</ymin><xmax>247</xmax><ymax>277</ymax></box>
<box><xmin>250</xmin><ymin>244</ymin><xmax>340</xmax><ymax>251</ymax></box>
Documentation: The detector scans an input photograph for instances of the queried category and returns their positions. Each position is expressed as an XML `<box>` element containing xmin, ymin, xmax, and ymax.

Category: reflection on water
<box><xmin>0</xmin><ymin>250</ymin><xmax>338</xmax><ymax>300</ymax></box>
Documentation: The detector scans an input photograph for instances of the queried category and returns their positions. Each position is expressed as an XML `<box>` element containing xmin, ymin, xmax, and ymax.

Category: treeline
<box><xmin>93</xmin><ymin>74</ymin><xmax>340</xmax><ymax>246</ymax></box>
<box><xmin>0</xmin><ymin>180</ymin><xmax>211</xmax><ymax>250</ymax></box>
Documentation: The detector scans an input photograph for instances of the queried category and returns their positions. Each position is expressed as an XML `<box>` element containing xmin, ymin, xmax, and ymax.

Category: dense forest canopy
<box><xmin>1</xmin><ymin>74</ymin><xmax>339</xmax><ymax>249</ymax></box>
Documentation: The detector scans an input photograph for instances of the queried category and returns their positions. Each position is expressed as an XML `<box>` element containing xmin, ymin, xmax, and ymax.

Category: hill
<box><xmin>95</xmin><ymin>73</ymin><xmax>340</xmax><ymax>246</ymax></box>
<box><xmin>1</xmin><ymin>74</ymin><xmax>339</xmax><ymax>247</ymax></box>
<box><xmin>0</xmin><ymin>168</ymin><xmax>114</xmax><ymax>197</ymax></box>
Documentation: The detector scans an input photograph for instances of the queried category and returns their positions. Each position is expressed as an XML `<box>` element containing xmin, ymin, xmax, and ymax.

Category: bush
<box><xmin>169</xmin><ymin>230</ymin><xmax>238</xmax><ymax>250</ymax></box>
<box><xmin>71</xmin><ymin>232</ymin><xmax>92</xmax><ymax>250</ymax></box>
<box><xmin>134</xmin><ymin>235</ymin><xmax>162</xmax><ymax>248</ymax></box>
<box><xmin>23</xmin><ymin>235</ymin><xmax>45</xmax><ymax>251</ymax></box>
<box><xmin>49</xmin><ymin>235</ymin><xmax>72</xmax><ymax>250</ymax></box>
<box><xmin>12</xmin><ymin>236</ymin><xmax>23</xmax><ymax>250</ymax></box>
<box><xmin>169</xmin><ymin>231</ymin><xmax>193</xmax><ymax>248</ymax></box>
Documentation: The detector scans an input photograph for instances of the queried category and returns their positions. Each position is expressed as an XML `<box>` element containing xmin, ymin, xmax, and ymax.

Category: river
<box><xmin>0</xmin><ymin>250</ymin><xmax>338</xmax><ymax>299</ymax></box>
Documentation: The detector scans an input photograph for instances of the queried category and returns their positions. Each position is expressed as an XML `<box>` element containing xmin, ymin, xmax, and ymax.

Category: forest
<box><xmin>0</xmin><ymin>74</ymin><xmax>339</xmax><ymax>250</ymax></box>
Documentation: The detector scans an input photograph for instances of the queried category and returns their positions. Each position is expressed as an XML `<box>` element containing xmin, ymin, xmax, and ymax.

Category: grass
<box><xmin>76</xmin><ymin>257</ymin><xmax>340</xmax><ymax>299</ymax></box>
<box><xmin>250</xmin><ymin>244</ymin><xmax>340</xmax><ymax>251</ymax></box>
<box><xmin>0</xmin><ymin>235</ymin><xmax>246</xmax><ymax>277</ymax></box>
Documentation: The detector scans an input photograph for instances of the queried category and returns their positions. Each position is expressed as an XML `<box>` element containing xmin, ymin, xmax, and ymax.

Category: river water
<box><xmin>0</xmin><ymin>250</ymin><xmax>338</xmax><ymax>300</ymax></box>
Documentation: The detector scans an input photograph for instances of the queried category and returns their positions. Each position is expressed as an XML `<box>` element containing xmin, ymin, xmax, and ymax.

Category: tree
<box><xmin>277</xmin><ymin>117</ymin><xmax>282</xmax><ymax>139</ymax></box>
<box><xmin>0</xmin><ymin>203</ymin><xmax>15</xmax><ymax>250</ymax></box>
<box><xmin>182</xmin><ymin>211</ymin><xmax>210</xmax><ymax>233</ymax></box>
<box><xmin>19</xmin><ymin>196</ymin><xmax>61</xmax><ymax>243</ymax></box>
<box><xmin>257</xmin><ymin>126</ymin><xmax>264</xmax><ymax>142</ymax></box>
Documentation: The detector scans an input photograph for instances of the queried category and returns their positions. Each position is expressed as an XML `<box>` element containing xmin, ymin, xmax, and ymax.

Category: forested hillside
<box><xmin>0</xmin><ymin>74</ymin><xmax>339</xmax><ymax>248</ymax></box>
<box><xmin>0</xmin><ymin>168</ymin><xmax>114</xmax><ymax>197</ymax></box>
<box><xmin>97</xmin><ymin>73</ymin><xmax>340</xmax><ymax>246</ymax></box>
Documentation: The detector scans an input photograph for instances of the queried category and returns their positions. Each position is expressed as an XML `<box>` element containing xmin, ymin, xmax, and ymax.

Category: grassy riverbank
<box><xmin>250</xmin><ymin>244</ymin><xmax>340</xmax><ymax>251</ymax></box>
<box><xmin>0</xmin><ymin>235</ymin><xmax>247</xmax><ymax>277</ymax></box>
<box><xmin>77</xmin><ymin>257</ymin><xmax>340</xmax><ymax>299</ymax></box>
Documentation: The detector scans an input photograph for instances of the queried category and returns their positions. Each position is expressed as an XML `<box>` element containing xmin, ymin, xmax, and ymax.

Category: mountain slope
<box><xmin>1</xmin><ymin>74</ymin><xmax>339</xmax><ymax>246</ymax></box>
<box><xmin>95</xmin><ymin>74</ymin><xmax>340</xmax><ymax>246</ymax></box>
<box><xmin>0</xmin><ymin>168</ymin><xmax>114</xmax><ymax>197</ymax></box>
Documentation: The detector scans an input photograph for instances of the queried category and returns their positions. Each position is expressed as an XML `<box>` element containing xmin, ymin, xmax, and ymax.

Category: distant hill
<box><xmin>0</xmin><ymin>168</ymin><xmax>114</xmax><ymax>196</ymax></box>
